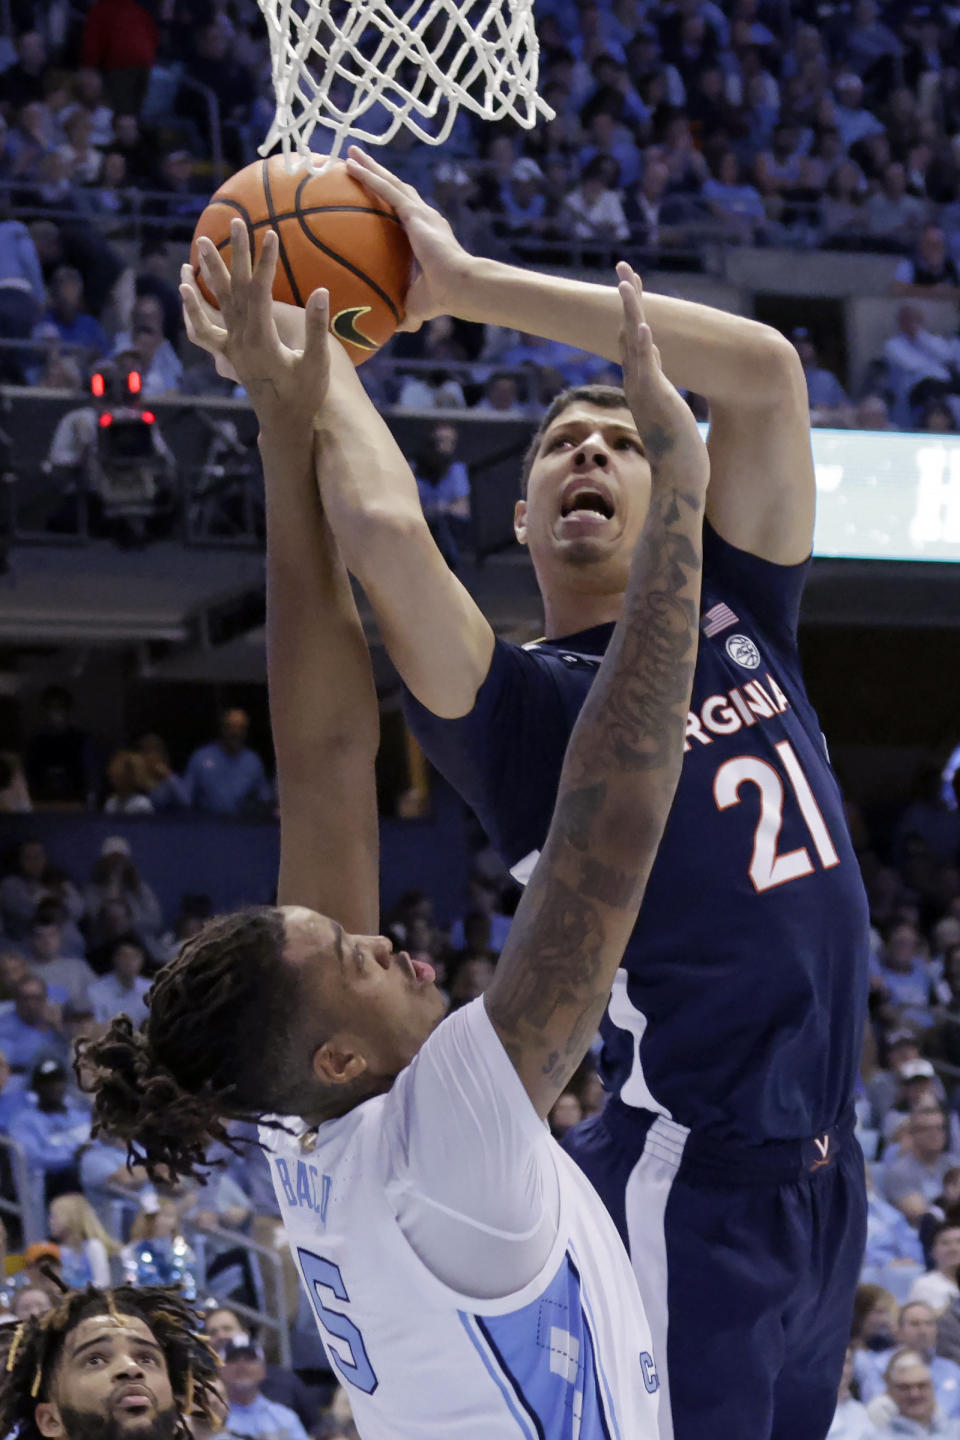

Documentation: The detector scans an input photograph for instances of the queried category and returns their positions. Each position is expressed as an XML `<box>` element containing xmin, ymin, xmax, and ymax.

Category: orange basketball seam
<box><xmin>293</xmin><ymin>171</ymin><xmax>402</xmax><ymax>323</ymax></box>
<box><xmin>262</xmin><ymin>156</ymin><xmax>304</xmax><ymax>308</ymax></box>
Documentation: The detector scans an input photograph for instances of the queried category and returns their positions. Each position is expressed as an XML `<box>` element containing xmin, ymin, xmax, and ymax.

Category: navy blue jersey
<box><xmin>404</xmin><ymin>521</ymin><xmax>871</xmax><ymax>1144</ymax></box>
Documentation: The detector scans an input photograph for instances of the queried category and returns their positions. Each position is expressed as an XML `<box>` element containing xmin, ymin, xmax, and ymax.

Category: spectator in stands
<box><xmin>83</xmin><ymin>835</ymin><xmax>163</xmax><ymax>954</ymax></box>
<box><xmin>412</xmin><ymin>422</ymin><xmax>471</xmax><ymax>571</ymax></box>
<box><xmin>874</xmin><ymin>920</ymin><xmax>935</xmax><ymax>1029</ymax></box>
<box><xmin>911</xmin><ymin>1226</ymin><xmax>960</xmax><ymax>1316</ymax></box>
<box><xmin>183</xmin><ymin>708</ymin><xmax>272</xmax><ymax>818</ymax></box>
<box><xmin>0</xmin><ymin>974</ymin><xmax>66</xmax><ymax>1074</ymax></box>
<box><xmin>560</xmin><ymin>155</ymin><xmax>629</xmax><ymax>245</ymax></box>
<box><xmin>921</xmin><ymin>399</ymin><xmax>959</xmax><ymax>433</ymax></box>
<box><xmin>88</xmin><ymin>932</ymin><xmax>150</xmax><ymax>1025</ymax></box>
<box><xmin>882</xmin><ymin>306</ymin><xmax>960</xmax><ymax>424</ymax></box>
<box><xmin>80</xmin><ymin>0</ymin><xmax>158</xmax><ymax>115</ymax></box>
<box><xmin>0</xmin><ymin>838</ymin><xmax>73</xmax><ymax>943</ymax></box>
<box><xmin>0</xmin><ymin>33</ymin><xmax>50</xmax><ymax>118</ymax></box>
<box><xmin>702</xmin><ymin>150</ymin><xmax>768</xmax><ymax>244</ymax></box>
<box><xmin>896</xmin><ymin>225</ymin><xmax>960</xmax><ymax>295</ymax></box>
<box><xmin>864</xmin><ymin>163</ymin><xmax>927</xmax><ymax>250</ymax></box>
<box><xmin>46</xmin><ymin>1191</ymin><xmax>116</xmax><ymax>1287</ymax></box>
<box><xmin>137</xmin><ymin>732</ymin><xmax>189</xmax><ymax>809</ymax></box>
<box><xmin>24</xmin><ymin>684</ymin><xmax>97</xmax><ymax>807</ymax></box>
<box><xmin>865</xmin><ymin>1161</ymin><xmax>926</xmax><ymax>1270</ymax></box>
<box><xmin>0</xmin><ymin>199</ymin><xmax>45</xmax><ymax>380</ymax></box>
<box><xmin>38</xmin><ymin>265</ymin><xmax>107</xmax><ymax>357</ymax></box>
<box><xmin>204</xmin><ymin>1308</ymin><xmax>316</xmax><ymax>1430</ymax></box>
<box><xmin>109</xmin><ymin>111</ymin><xmax>155</xmax><ymax>187</ymax></box>
<box><xmin>103</xmin><ymin>747</ymin><xmax>154</xmax><ymax>813</ymax></box>
<box><xmin>830</xmin><ymin>1343</ymin><xmax>877</xmax><ymax>1439</ymax></box>
<box><xmin>218</xmin><ymin>1335</ymin><xmax>310</xmax><ymax>1440</ymax></box>
<box><xmin>78</xmin><ymin>1130</ymin><xmax>148</xmax><ymax>1225</ymax></box>
<box><xmin>448</xmin><ymin>954</ymin><xmax>496</xmax><ymax>1008</ymax></box>
<box><xmin>791</xmin><ymin>326</ymin><xmax>853</xmax><ymax>427</ymax></box>
<box><xmin>549</xmin><ymin>1090</ymin><xmax>583</xmax><ymax>1140</ymax></box>
<box><xmin>25</xmin><ymin>900</ymin><xmax>95</xmax><ymax>1011</ymax></box>
<box><xmin>834</xmin><ymin>72</ymin><xmax>886</xmax><ymax>150</ymax></box>
<box><xmin>871</xmin><ymin>1348</ymin><xmax>959</xmax><ymax>1436</ymax></box>
<box><xmin>472</xmin><ymin>371</ymin><xmax>528</xmax><ymax>417</ymax></box>
<box><xmin>495</xmin><ymin>158</ymin><xmax>549</xmax><ymax>242</ymax></box>
<box><xmin>121</xmin><ymin>1194</ymin><xmax>197</xmax><ymax>1297</ymax></box>
<box><xmin>57</xmin><ymin>106</ymin><xmax>103</xmax><ymax>187</ymax></box>
<box><xmin>859</xmin><ymin>1303</ymin><xmax>960</xmax><ymax>1417</ymax></box>
<box><xmin>885</xmin><ymin>1109</ymin><xmax>960</xmax><ymax>1227</ymax></box>
<box><xmin>0</xmin><ymin>1035</ymin><xmax>25</xmax><ymax>1120</ymax></box>
<box><xmin>625</xmin><ymin>156</ymin><xmax>693</xmax><ymax>250</ymax></box>
<box><xmin>143</xmin><ymin>151</ymin><xmax>207</xmax><ymax>245</ymax></box>
<box><xmin>319</xmin><ymin>1387</ymin><xmax>359</xmax><ymax>1440</ymax></box>
<box><xmin>821</xmin><ymin>161</ymin><xmax>870</xmax><ymax>248</ymax></box>
<box><xmin>9</xmin><ymin>1056</ymin><xmax>90</xmax><ymax>1204</ymax></box>
<box><xmin>11</xmin><ymin>1285</ymin><xmax>52</xmax><ymax>1320</ymax></box>
<box><xmin>112</xmin><ymin>293</ymin><xmax>183</xmax><ymax>397</ymax></box>
<box><xmin>157</xmin><ymin>892</ymin><xmax>211</xmax><ymax>964</ymax></box>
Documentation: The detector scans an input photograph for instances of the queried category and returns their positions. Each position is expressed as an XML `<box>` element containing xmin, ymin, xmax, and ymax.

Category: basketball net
<box><xmin>256</xmin><ymin>0</ymin><xmax>554</xmax><ymax>164</ymax></box>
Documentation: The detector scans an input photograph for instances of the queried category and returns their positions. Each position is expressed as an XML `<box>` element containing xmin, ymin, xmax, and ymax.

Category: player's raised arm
<box><xmin>181</xmin><ymin>222</ymin><xmax>379</xmax><ymax>933</ymax></box>
<box><xmin>181</xmin><ymin>230</ymin><xmax>494</xmax><ymax>723</ymax></box>
<box><xmin>346</xmin><ymin>149</ymin><xmax>813</xmax><ymax>568</ymax></box>
<box><xmin>485</xmin><ymin>266</ymin><xmax>708</xmax><ymax>1118</ymax></box>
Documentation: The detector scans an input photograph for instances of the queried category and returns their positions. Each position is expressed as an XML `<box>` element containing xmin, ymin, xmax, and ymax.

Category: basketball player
<box><xmin>87</xmin><ymin>232</ymin><xmax>708</xmax><ymax>1437</ymax></box>
<box><xmin>0</xmin><ymin>1282</ymin><xmax>222</xmax><ymax>1440</ymax></box>
<box><xmin>185</xmin><ymin>155</ymin><xmax>871</xmax><ymax>1440</ymax></box>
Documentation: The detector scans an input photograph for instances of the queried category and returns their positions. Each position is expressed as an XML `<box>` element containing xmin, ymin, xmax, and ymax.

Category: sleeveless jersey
<box><xmin>404</xmin><ymin>521</ymin><xmax>871</xmax><ymax>1143</ymax></box>
<box><xmin>260</xmin><ymin>999</ymin><xmax>660</xmax><ymax>1439</ymax></box>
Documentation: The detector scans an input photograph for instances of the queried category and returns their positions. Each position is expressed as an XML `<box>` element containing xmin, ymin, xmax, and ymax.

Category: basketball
<box><xmin>189</xmin><ymin>156</ymin><xmax>412</xmax><ymax>365</ymax></box>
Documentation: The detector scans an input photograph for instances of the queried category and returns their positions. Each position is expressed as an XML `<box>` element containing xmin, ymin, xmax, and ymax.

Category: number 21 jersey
<box><xmin>404</xmin><ymin>521</ymin><xmax>871</xmax><ymax>1143</ymax></box>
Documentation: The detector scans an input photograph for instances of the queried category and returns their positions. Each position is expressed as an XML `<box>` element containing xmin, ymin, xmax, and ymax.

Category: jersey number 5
<box><xmin>713</xmin><ymin>739</ymin><xmax>840</xmax><ymax>893</ymax></box>
<box><xmin>297</xmin><ymin>1247</ymin><xmax>379</xmax><ymax>1395</ymax></box>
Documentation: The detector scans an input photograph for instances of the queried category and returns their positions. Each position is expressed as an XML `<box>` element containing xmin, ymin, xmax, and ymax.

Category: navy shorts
<box><xmin>563</xmin><ymin>1101</ymin><xmax>867</xmax><ymax>1440</ymax></box>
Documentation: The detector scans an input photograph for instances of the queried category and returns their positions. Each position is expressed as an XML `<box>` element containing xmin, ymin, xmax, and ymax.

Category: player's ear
<box><xmin>313</xmin><ymin>1037</ymin><xmax>368</xmax><ymax>1086</ymax></box>
<box><xmin>34</xmin><ymin>1403</ymin><xmax>66</xmax><ymax>1439</ymax></box>
<box><xmin>514</xmin><ymin>498</ymin><xmax>528</xmax><ymax>546</ymax></box>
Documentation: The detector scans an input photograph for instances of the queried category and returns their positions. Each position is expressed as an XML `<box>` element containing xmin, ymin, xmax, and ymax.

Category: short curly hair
<box><xmin>0</xmin><ymin>1283</ymin><xmax>221</xmax><ymax>1440</ymax></box>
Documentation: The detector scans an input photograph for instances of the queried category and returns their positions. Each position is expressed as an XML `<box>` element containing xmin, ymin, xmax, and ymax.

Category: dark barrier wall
<box><xmin>0</xmin><ymin>781</ymin><xmax>470</xmax><ymax>929</ymax></box>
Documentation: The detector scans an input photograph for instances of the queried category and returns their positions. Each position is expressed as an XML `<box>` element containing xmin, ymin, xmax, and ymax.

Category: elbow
<box><xmin>742</xmin><ymin>328</ymin><xmax>807</xmax><ymax>410</ymax></box>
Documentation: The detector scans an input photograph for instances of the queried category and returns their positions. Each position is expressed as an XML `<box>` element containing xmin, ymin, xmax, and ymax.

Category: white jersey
<box><xmin>259</xmin><ymin>997</ymin><xmax>660</xmax><ymax>1439</ymax></box>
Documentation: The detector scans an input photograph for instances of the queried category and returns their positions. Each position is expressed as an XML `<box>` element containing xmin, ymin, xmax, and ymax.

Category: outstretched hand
<box><xmin>345</xmin><ymin>147</ymin><xmax>471</xmax><ymax>333</ymax></box>
<box><xmin>179</xmin><ymin>218</ymin><xmax>342</xmax><ymax>424</ymax></box>
<box><xmin>616</xmin><ymin>261</ymin><xmax>709</xmax><ymax>492</ymax></box>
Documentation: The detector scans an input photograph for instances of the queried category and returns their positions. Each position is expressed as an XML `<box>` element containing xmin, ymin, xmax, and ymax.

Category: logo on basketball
<box><xmin>725</xmin><ymin>634</ymin><xmax>761</xmax><ymax>670</ymax></box>
<box><xmin>332</xmin><ymin>306</ymin><xmax>378</xmax><ymax>351</ymax></box>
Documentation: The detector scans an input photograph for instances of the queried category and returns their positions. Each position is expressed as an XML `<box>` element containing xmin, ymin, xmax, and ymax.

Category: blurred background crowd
<box><xmin>0</xmin><ymin>0</ymin><xmax>958</xmax><ymax>1436</ymax></box>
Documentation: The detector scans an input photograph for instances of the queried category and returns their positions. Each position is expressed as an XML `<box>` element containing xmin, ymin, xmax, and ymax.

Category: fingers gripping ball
<box><xmin>189</xmin><ymin>156</ymin><xmax>412</xmax><ymax>365</ymax></box>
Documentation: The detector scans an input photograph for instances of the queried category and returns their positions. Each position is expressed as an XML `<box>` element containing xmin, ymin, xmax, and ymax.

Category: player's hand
<box><xmin>180</xmin><ymin>218</ymin><xmax>341</xmax><ymax>426</ymax></box>
<box><xmin>616</xmin><ymin>262</ymin><xmax>709</xmax><ymax>494</ymax></box>
<box><xmin>345</xmin><ymin>146</ymin><xmax>471</xmax><ymax>332</ymax></box>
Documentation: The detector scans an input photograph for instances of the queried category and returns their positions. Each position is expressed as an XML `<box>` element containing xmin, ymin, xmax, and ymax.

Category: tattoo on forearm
<box><xmin>488</xmin><ymin>470</ymin><xmax>704</xmax><ymax>1093</ymax></box>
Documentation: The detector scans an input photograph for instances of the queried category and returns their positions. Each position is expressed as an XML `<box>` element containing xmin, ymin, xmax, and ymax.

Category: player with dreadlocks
<box><xmin>81</xmin><ymin>232</ymin><xmax>709</xmax><ymax>1438</ymax></box>
<box><xmin>0</xmin><ymin>1281</ymin><xmax>221</xmax><ymax>1440</ymax></box>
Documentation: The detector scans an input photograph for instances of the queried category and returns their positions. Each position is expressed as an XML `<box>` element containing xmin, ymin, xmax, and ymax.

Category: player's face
<box><xmin>281</xmin><ymin>907</ymin><xmax>446</xmax><ymax>1085</ymax></box>
<box><xmin>516</xmin><ymin>404</ymin><xmax>652</xmax><ymax>598</ymax></box>
<box><xmin>34</xmin><ymin>1315</ymin><xmax>178</xmax><ymax>1440</ymax></box>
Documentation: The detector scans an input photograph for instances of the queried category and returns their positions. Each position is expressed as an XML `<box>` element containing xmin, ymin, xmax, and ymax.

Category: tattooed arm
<box><xmin>485</xmin><ymin>264</ymin><xmax>709</xmax><ymax>1119</ymax></box>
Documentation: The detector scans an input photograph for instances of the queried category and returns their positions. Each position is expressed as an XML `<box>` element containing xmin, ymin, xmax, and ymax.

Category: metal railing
<box><xmin>0</xmin><ymin>1133</ymin><xmax>43</xmax><ymax>1248</ymax></box>
<box><xmin>105</xmin><ymin>1188</ymin><xmax>293</xmax><ymax>1366</ymax></box>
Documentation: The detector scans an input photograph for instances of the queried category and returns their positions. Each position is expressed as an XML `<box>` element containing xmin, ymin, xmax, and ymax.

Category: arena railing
<box><xmin>0</xmin><ymin>1133</ymin><xmax>43</xmax><ymax>1249</ymax></box>
<box><xmin>104</xmin><ymin>1186</ymin><xmax>293</xmax><ymax>1366</ymax></box>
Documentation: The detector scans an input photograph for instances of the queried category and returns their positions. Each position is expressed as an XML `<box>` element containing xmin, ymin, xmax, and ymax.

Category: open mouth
<box><xmin>560</xmin><ymin>486</ymin><xmax>615</xmax><ymax>521</ymax></box>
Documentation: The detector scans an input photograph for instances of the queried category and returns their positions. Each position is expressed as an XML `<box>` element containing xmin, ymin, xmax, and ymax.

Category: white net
<box><xmin>257</xmin><ymin>0</ymin><xmax>554</xmax><ymax>164</ymax></box>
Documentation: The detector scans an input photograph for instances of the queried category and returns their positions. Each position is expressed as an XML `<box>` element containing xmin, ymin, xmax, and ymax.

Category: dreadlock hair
<box><xmin>0</xmin><ymin>1280</ymin><xmax>221</xmax><ymax>1440</ymax></box>
<box><xmin>78</xmin><ymin>906</ymin><xmax>320</xmax><ymax>1183</ymax></box>
<box><xmin>518</xmin><ymin>384</ymin><xmax>631</xmax><ymax>497</ymax></box>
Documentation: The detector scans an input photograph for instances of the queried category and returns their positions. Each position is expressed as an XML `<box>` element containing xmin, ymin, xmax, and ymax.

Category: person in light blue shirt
<box><xmin>858</xmin><ymin>1304</ymin><xmax>960</xmax><ymax>1419</ymax></box>
<box><xmin>88</xmin><ymin>933</ymin><xmax>151</xmax><ymax>1025</ymax></box>
<box><xmin>220</xmin><ymin>1337</ymin><xmax>311</xmax><ymax>1440</ymax></box>
<box><xmin>0</xmin><ymin>976</ymin><xmax>69</xmax><ymax>1073</ymax></box>
<box><xmin>0</xmin><ymin>1049</ymin><xmax>26</xmax><ymax>1131</ymax></box>
<box><xmin>36</xmin><ymin>265</ymin><xmax>108</xmax><ymax>356</ymax></box>
<box><xmin>866</xmin><ymin>1167</ymin><xmax>926</xmax><ymax>1270</ymax></box>
<box><xmin>183</xmin><ymin>708</ymin><xmax>272</xmax><ymax>817</ymax></box>
<box><xmin>9</xmin><ymin>1057</ymin><xmax>90</xmax><ymax>1207</ymax></box>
